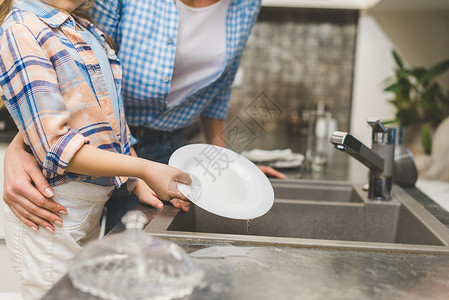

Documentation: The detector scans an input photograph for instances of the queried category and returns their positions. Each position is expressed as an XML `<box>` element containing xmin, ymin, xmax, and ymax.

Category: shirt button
<box><xmin>167</xmin><ymin>37</ymin><xmax>173</xmax><ymax>44</ymax></box>
<box><xmin>108</xmin><ymin>49</ymin><xmax>116</xmax><ymax>56</ymax></box>
<box><xmin>162</xmin><ymin>76</ymin><xmax>170</xmax><ymax>83</ymax></box>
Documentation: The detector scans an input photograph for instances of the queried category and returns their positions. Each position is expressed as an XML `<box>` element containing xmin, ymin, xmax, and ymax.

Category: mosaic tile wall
<box><xmin>226</xmin><ymin>8</ymin><xmax>359</xmax><ymax>152</ymax></box>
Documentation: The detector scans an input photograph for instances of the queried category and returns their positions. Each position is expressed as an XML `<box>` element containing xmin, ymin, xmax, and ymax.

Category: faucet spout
<box><xmin>330</xmin><ymin>131</ymin><xmax>384</xmax><ymax>173</ymax></box>
<box><xmin>329</xmin><ymin>119</ymin><xmax>396</xmax><ymax>201</ymax></box>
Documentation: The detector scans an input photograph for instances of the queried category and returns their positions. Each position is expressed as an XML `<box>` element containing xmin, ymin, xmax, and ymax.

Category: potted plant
<box><xmin>383</xmin><ymin>50</ymin><xmax>449</xmax><ymax>155</ymax></box>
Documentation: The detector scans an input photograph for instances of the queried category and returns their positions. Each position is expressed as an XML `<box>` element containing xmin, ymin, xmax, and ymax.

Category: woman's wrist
<box><xmin>10</xmin><ymin>133</ymin><xmax>26</xmax><ymax>151</ymax></box>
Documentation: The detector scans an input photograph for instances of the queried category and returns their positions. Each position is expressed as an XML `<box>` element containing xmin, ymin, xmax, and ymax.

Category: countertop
<box><xmin>41</xmin><ymin>151</ymin><xmax>449</xmax><ymax>300</ymax></box>
<box><xmin>43</xmin><ymin>239</ymin><xmax>449</xmax><ymax>300</ymax></box>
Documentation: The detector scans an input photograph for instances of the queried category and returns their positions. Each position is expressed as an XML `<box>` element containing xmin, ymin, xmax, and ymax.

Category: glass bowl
<box><xmin>68</xmin><ymin>210</ymin><xmax>203</xmax><ymax>300</ymax></box>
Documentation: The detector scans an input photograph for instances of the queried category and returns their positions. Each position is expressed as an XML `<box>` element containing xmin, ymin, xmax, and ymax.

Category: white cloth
<box><xmin>166</xmin><ymin>0</ymin><xmax>230</xmax><ymax>107</ymax></box>
<box><xmin>4</xmin><ymin>181</ymin><xmax>114</xmax><ymax>300</ymax></box>
<box><xmin>241</xmin><ymin>148</ymin><xmax>302</xmax><ymax>162</ymax></box>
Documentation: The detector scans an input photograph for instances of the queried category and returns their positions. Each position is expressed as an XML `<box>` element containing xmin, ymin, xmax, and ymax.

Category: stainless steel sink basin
<box><xmin>145</xmin><ymin>179</ymin><xmax>449</xmax><ymax>254</ymax></box>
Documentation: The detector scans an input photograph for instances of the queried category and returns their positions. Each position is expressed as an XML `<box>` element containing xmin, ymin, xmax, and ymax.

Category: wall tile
<box><xmin>227</xmin><ymin>8</ymin><xmax>358</xmax><ymax>152</ymax></box>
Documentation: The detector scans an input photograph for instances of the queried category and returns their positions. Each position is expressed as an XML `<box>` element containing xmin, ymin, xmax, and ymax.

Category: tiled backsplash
<box><xmin>227</xmin><ymin>7</ymin><xmax>358</xmax><ymax>151</ymax></box>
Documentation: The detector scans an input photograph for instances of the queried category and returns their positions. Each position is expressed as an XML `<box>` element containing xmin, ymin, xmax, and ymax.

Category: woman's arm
<box><xmin>200</xmin><ymin>116</ymin><xmax>226</xmax><ymax>147</ymax></box>
<box><xmin>66</xmin><ymin>144</ymin><xmax>191</xmax><ymax>201</ymax></box>
<box><xmin>3</xmin><ymin>133</ymin><xmax>67</xmax><ymax>232</ymax></box>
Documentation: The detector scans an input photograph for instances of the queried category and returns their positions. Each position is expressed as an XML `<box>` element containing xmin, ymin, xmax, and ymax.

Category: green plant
<box><xmin>383</xmin><ymin>50</ymin><xmax>449</xmax><ymax>154</ymax></box>
<box><xmin>420</xmin><ymin>123</ymin><xmax>432</xmax><ymax>155</ymax></box>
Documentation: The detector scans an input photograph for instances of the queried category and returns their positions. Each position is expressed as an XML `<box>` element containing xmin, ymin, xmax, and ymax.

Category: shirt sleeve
<box><xmin>0</xmin><ymin>23</ymin><xmax>89</xmax><ymax>176</ymax></box>
<box><xmin>89</xmin><ymin>0</ymin><xmax>122</xmax><ymax>49</ymax></box>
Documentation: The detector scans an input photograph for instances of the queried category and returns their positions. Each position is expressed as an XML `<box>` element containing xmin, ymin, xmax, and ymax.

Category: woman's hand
<box><xmin>133</xmin><ymin>179</ymin><xmax>190</xmax><ymax>212</ymax></box>
<box><xmin>170</xmin><ymin>197</ymin><xmax>191</xmax><ymax>212</ymax></box>
<box><xmin>3</xmin><ymin>134</ymin><xmax>67</xmax><ymax>232</ymax></box>
<box><xmin>257</xmin><ymin>165</ymin><xmax>286</xmax><ymax>179</ymax></box>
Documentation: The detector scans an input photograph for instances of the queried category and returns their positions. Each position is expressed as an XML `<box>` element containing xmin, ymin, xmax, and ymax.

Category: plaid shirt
<box><xmin>0</xmin><ymin>0</ymin><xmax>132</xmax><ymax>187</ymax></box>
<box><xmin>91</xmin><ymin>0</ymin><xmax>261</xmax><ymax>130</ymax></box>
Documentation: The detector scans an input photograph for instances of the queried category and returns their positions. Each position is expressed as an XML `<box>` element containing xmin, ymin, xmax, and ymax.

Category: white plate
<box><xmin>169</xmin><ymin>144</ymin><xmax>274</xmax><ymax>220</ymax></box>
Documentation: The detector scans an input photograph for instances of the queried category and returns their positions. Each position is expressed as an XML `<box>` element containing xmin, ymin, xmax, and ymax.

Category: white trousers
<box><xmin>4</xmin><ymin>181</ymin><xmax>114</xmax><ymax>300</ymax></box>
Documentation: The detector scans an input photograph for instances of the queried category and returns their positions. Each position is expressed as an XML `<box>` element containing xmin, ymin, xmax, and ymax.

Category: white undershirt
<box><xmin>166</xmin><ymin>0</ymin><xmax>230</xmax><ymax>107</ymax></box>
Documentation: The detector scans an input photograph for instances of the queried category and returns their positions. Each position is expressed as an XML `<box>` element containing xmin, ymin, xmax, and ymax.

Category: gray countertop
<box><xmin>42</xmin><ymin>206</ymin><xmax>449</xmax><ymax>300</ymax></box>
<box><xmin>45</xmin><ymin>239</ymin><xmax>449</xmax><ymax>300</ymax></box>
<box><xmin>41</xmin><ymin>151</ymin><xmax>449</xmax><ymax>300</ymax></box>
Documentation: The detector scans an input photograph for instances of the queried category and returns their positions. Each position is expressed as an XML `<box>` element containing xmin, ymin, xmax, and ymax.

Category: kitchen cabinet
<box><xmin>261</xmin><ymin>0</ymin><xmax>381</xmax><ymax>9</ymax></box>
<box><xmin>374</xmin><ymin>0</ymin><xmax>449</xmax><ymax>11</ymax></box>
<box><xmin>261</xmin><ymin>0</ymin><xmax>449</xmax><ymax>10</ymax></box>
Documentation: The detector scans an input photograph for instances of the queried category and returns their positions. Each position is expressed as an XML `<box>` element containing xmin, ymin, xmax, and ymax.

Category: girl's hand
<box><xmin>133</xmin><ymin>179</ymin><xmax>191</xmax><ymax>212</ymax></box>
<box><xmin>142</xmin><ymin>161</ymin><xmax>192</xmax><ymax>203</ymax></box>
<box><xmin>133</xmin><ymin>179</ymin><xmax>163</xmax><ymax>209</ymax></box>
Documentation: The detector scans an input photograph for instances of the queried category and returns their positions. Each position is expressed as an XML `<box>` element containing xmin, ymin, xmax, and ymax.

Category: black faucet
<box><xmin>329</xmin><ymin>118</ymin><xmax>396</xmax><ymax>201</ymax></box>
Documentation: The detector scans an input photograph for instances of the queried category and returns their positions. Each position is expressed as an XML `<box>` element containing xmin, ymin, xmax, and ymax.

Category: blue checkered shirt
<box><xmin>91</xmin><ymin>0</ymin><xmax>261</xmax><ymax>131</ymax></box>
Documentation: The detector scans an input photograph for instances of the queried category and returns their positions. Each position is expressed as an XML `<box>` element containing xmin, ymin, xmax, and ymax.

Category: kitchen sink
<box><xmin>145</xmin><ymin>179</ymin><xmax>449</xmax><ymax>254</ymax></box>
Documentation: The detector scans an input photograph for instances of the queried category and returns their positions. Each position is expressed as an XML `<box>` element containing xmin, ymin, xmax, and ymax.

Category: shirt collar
<box><xmin>16</xmin><ymin>0</ymin><xmax>74</xmax><ymax>29</ymax></box>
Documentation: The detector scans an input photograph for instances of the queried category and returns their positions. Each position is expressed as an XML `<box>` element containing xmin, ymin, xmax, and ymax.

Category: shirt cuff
<box><xmin>201</xmin><ymin>101</ymin><xmax>230</xmax><ymax>120</ymax></box>
<box><xmin>42</xmin><ymin>129</ymin><xmax>90</xmax><ymax>176</ymax></box>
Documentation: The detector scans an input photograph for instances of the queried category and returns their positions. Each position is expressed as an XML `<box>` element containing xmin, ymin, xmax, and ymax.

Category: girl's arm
<box><xmin>66</xmin><ymin>144</ymin><xmax>191</xmax><ymax>201</ymax></box>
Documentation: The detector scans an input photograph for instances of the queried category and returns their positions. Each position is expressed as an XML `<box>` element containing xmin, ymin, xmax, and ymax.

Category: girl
<box><xmin>0</xmin><ymin>0</ymin><xmax>191</xmax><ymax>299</ymax></box>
